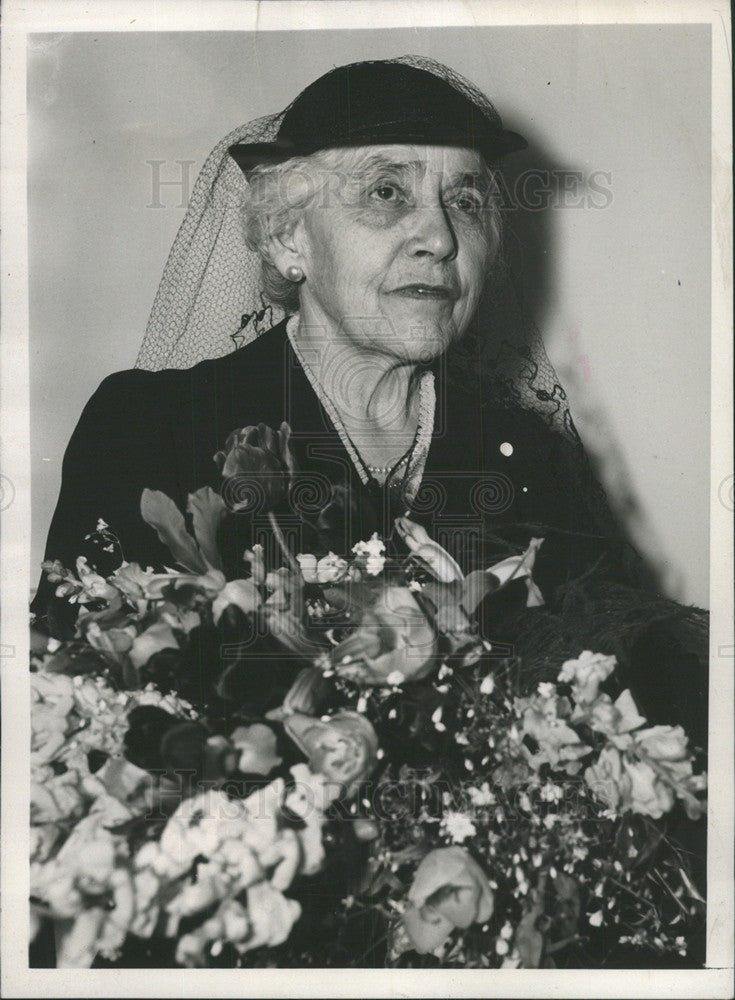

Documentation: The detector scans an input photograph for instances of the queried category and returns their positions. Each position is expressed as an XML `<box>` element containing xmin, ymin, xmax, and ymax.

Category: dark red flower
<box><xmin>214</xmin><ymin>422</ymin><xmax>297</xmax><ymax>513</ymax></box>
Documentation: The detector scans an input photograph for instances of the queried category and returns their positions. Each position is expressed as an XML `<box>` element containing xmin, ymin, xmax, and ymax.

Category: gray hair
<box><xmin>241</xmin><ymin>146</ymin><xmax>504</xmax><ymax>314</ymax></box>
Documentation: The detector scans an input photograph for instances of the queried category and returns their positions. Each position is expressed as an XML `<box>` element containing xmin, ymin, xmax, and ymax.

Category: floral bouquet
<box><xmin>29</xmin><ymin>422</ymin><xmax>707</xmax><ymax>969</ymax></box>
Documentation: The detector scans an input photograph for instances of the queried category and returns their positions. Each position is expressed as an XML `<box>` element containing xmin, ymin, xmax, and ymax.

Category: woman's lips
<box><xmin>389</xmin><ymin>283</ymin><xmax>458</xmax><ymax>301</ymax></box>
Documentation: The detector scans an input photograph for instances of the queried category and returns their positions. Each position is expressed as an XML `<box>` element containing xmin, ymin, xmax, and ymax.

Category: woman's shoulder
<box><xmin>80</xmin><ymin>322</ymin><xmax>290</xmax><ymax>430</ymax></box>
<box><xmin>176</xmin><ymin>320</ymin><xmax>289</xmax><ymax>388</ymax></box>
<box><xmin>96</xmin><ymin>321</ymin><xmax>286</xmax><ymax>392</ymax></box>
<box><xmin>87</xmin><ymin>363</ymin><xmax>175</xmax><ymax>403</ymax></box>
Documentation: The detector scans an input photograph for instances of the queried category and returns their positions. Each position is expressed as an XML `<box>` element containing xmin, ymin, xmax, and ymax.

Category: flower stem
<box><xmin>268</xmin><ymin>510</ymin><xmax>300</xmax><ymax>574</ymax></box>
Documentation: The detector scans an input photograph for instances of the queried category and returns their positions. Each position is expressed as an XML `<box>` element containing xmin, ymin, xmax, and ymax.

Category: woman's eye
<box><xmin>448</xmin><ymin>191</ymin><xmax>483</xmax><ymax>214</ymax></box>
<box><xmin>370</xmin><ymin>183</ymin><xmax>404</xmax><ymax>204</ymax></box>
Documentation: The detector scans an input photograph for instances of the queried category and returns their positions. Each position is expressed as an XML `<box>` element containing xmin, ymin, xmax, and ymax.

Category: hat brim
<box><xmin>228</xmin><ymin>139</ymin><xmax>304</xmax><ymax>173</ymax></box>
<box><xmin>228</xmin><ymin>130</ymin><xmax>527</xmax><ymax>174</ymax></box>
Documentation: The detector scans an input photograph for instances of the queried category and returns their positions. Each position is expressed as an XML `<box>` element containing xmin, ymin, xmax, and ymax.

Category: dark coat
<box><xmin>32</xmin><ymin>319</ymin><xmax>622</xmax><ymax>616</ymax></box>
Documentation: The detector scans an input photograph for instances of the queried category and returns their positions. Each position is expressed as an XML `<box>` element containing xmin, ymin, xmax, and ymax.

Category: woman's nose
<box><xmin>404</xmin><ymin>205</ymin><xmax>458</xmax><ymax>261</ymax></box>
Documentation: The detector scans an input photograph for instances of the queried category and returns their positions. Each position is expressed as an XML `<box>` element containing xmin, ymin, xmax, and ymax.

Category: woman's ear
<box><xmin>267</xmin><ymin>217</ymin><xmax>309</xmax><ymax>281</ymax></box>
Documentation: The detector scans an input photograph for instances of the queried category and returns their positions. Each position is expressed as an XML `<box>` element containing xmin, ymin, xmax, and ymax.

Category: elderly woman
<box><xmin>30</xmin><ymin>56</ymin><xmax>708</xmax><ymax>971</ymax></box>
<box><xmin>34</xmin><ymin>58</ymin><xmax>624</xmax><ymax>622</ymax></box>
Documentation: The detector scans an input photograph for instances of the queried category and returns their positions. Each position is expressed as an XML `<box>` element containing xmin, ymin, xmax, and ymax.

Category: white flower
<box><xmin>211</xmin><ymin>578</ymin><xmax>262</xmax><ymax>624</ymax></box>
<box><xmin>30</xmin><ymin>824</ymin><xmax>61</xmax><ymax>864</ymax></box>
<box><xmin>431</xmin><ymin>705</ymin><xmax>446</xmax><ymax>732</ymax></box>
<box><xmin>441</xmin><ymin>811</ymin><xmax>477</xmax><ymax>843</ymax></box>
<box><xmin>352</xmin><ymin>534</ymin><xmax>385</xmax><ymax>558</ymax></box>
<box><xmin>486</xmin><ymin>538</ymin><xmax>545</xmax><ymax>606</ymax></box>
<box><xmin>394</xmin><ymin>517</ymin><xmax>463</xmax><ymax>583</ymax></box>
<box><xmin>365</xmin><ymin>555</ymin><xmax>386</xmax><ymax>576</ymax></box>
<box><xmin>558</xmin><ymin>650</ymin><xmax>617</xmax><ymax>704</ymax></box>
<box><xmin>175</xmin><ymin>931</ymin><xmax>209</xmax><ymax>968</ymax></box>
<box><xmin>129</xmin><ymin>621</ymin><xmax>179</xmax><ymax>671</ymax></box>
<box><xmin>589</xmin><ymin>910</ymin><xmax>604</xmax><ymax>927</ymax></box>
<box><xmin>129</xmin><ymin>683</ymin><xmax>195</xmax><ymax>718</ymax></box>
<box><xmin>175</xmin><ymin>898</ymin><xmax>252</xmax><ymax>967</ymax></box>
<box><xmin>479</xmin><ymin>674</ymin><xmax>495</xmax><ymax>695</ymax></box>
<box><xmin>501</xmin><ymin>952</ymin><xmax>521</xmax><ymax>968</ymax></box>
<box><xmin>31</xmin><ymin>673</ymin><xmax>75</xmax><ymax>763</ymax></box>
<box><xmin>31</xmin><ymin>671</ymin><xmax>74</xmax><ymax>716</ymax></box>
<box><xmin>623</xmin><ymin>759</ymin><xmax>676</xmax><ymax>819</ymax></box>
<box><xmin>540</xmin><ymin>782</ymin><xmax>563</xmax><ymax>803</ymax></box>
<box><xmin>352</xmin><ymin>534</ymin><xmax>386</xmax><ymax>576</ymax></box>
<box><xmin>129</xmin><ymin>867</ymin><xmax>162</xmax><ymax>938</ymax></box>
<box><xmin>297</xmin><ymin>552</ymin><xmax>349</xmax><ymax>584</ymax></box>
<box><xmin>31</xmin><ymin>809</ymin><xmax>136</xmax><ymax>967</ymax></box>
<box><xmin>151</xmin><ymin>790</ymin><xmax>261</xmax><ymax>881</ymax></box>
<box><xmin>386</xmin><ymin>670</ymin><xmax>405</xmax><ymax>687</ymax></box>
<box><xmin>468</xmin><ymin>783</ymin><xmax>495</xmax><ymax>807</ymax></box>
<box><xmin>109</xmin><ymin>561</ymin><xmax>157</xmax><ymax>607</ymax></box>
<box><xmin>238</xmin><ymin>881</ymin><xmax>301</xmax><ymax>953</ymax></box>
<box><xmin>283</xmin><ymin>775</ymin><xmax>327</xmax><ymax>877</ymax></box>
<box><xmin>633</xmin><ymin>724</ymin><xmax>689</xmax><ymax>762</ymax></box>
<box><xmin>585</xmin><ymin>745</ymin><xmax>624</xmax><ymax>812</ymax></box>
<box><xmin>515</xmin><ymin>687</ymin><xmax>591</xmax><ymax>773</ymax></box>
<box><xmin>84</xmin><ymin>621</ymin><xmax>137</xmax><ymax>664</ymax></box>
<box><xmin>230</xmin><ymin>723</ymin><xmax>283</xmax><ymax>776</ymax></box>
<box><xmin>31</xmin><ymin>771</ymin><xmax>86</xmax><ymax>825</ymax></box>
<box><xmin>286</xmin><ymin>763</ymin><xmax>340</xmax><ymax>817</ymax></box>
<box><xmin>244</xmin><ymin>544</ymin><xmax>266</xmax><ymax>585</ymax></box>
<box><xmin>631</xmin><ymin>725</ymin><xmax>705</xmax><ymax>820</ymax></box>
<box><xmin>74</xmin><ymin>557</ymin><xmax>118</xmax><ymax>604</ymax></box>
<box><xmin>582</xmin><ymin>689</ymin><xmax>647</xmax><ymax>745</ymax></box>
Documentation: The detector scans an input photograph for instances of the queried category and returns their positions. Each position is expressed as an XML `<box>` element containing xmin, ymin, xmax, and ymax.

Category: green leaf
<box><xmin>265</xmin><ymin>607</ymin><xmax>325</xmax><ymax>658</ymax></box>
<box><xmin>459</xmin><ymin>570</ymin><xmax>495</xmax><ymax>615</ymax></box>
<box><xmin>515</xmin><ymin>876</ymin><xmax>547</xmax><ymax>968</ymax></box>
<box><xmin>187</xmin><ymin>487</ymin><xmax>226</xmax><ymax>570</ymax></box>
<box><xmin>282</xmin><ymin>667</ymin><xmax>334</xmax><ymax>716</ymax></box>
<box><xmin>140</xmin><ymin>489</ymin><xmax>207</xmax><ymax>574</ymax></box>
<box><xmin>515</xmin><ymin>908</ymin><xmax>544</xmax><ymax>968</ymax></box>
<box><xmin>552</xmin><ymin>872</ymin><xmax>581</xmax><ymax>938</ymax></box>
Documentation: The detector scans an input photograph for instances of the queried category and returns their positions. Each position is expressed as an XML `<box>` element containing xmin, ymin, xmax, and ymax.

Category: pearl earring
<box><xmin>285</xmin><ymin>265</ymin><xmax>304</xmax><ymax>283</ymax></box>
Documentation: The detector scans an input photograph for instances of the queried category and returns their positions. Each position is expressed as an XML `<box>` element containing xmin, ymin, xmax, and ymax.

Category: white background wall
<box><xmin>27</xmin><ymin>25</ymin><xmax>711</xmax><ymax>606</ymax></box>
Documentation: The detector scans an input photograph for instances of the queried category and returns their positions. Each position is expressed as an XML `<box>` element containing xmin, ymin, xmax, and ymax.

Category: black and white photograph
<box><xmin>1</xmin><ymin>1</ymin><xmax>732</xmax><ymax>995</ymax></box>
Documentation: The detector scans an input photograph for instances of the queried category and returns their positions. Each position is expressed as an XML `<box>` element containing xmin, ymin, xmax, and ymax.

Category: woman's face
<box><xmin>287</xmin><ymin>145</ymin><xmax>497</xmax><ymax>362</ymax></box>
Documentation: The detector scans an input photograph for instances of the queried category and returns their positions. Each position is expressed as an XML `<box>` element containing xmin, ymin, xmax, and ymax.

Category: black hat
<box><xmin>228</xmin><ymin>58</ymin><xmax>527</xmax><ymax>173</ymax></box>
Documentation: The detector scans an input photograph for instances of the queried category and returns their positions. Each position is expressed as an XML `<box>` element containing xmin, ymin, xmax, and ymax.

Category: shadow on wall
<box><xmin>557</xmin><ymin>360</ymin><xmax>685</xmax><ymax>602</ymax></box>
<box><xmin>498</xmin><ymin>146</ymin><xmax>685</xmax><ymax>603</ymax></box>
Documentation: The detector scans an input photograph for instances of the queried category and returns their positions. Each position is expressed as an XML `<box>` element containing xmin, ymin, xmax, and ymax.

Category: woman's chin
<box><xmin>375</xmin><ymin>304</ymin><xmax>461</xmax><ymax>361</ymax></box>
<box><xmin>376</xmin><ymin>330</ymin><xmax>455</xmax><ymax>364</ymax></box>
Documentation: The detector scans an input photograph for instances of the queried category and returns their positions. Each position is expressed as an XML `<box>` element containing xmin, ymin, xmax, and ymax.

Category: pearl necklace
<box><xmin>365</xmin><ymin>453</ymin><xmax>410</xmax><ymax>475</ymax></box>
<box><xmin>286</xmin><ymin>314</ymin><xmax>435</xmax><ymax>499</ymax></box>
